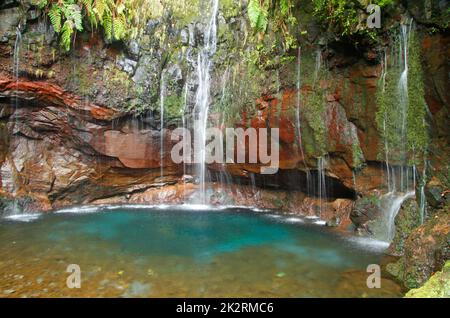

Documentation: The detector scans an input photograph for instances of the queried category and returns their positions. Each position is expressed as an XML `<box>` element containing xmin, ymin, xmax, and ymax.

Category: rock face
<box><xmin>350</xmin><ymin>193</ymin><xmax>383</xmax><ymax>236</ymax></box>
<box><xmin>0</xmin><ymin>78</ymin><xmax>181</xmax><ymax>209</ymax></box>
<box><xmin>388</xmin><ymin>198</ymin><xmax>421</xmax><ymax>256</ymax></box>
<box><xmin>0</xmin><ymin>1</ymin><xmax>447</xmax><ymax>246</ymax></box>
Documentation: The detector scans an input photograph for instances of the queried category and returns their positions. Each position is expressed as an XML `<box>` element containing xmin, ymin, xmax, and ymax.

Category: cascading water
<box><xmin>395</xmin><ymin>20</ymin><xmax>414</xmax><ymax>193</ymax></box>
<box><xmin>418</xmin><ymin>160</ymin><xmax>427</xmax><ymax>224</ymax></box>
<box><xmin>159</xmin><ymin>71</ymin><xmax>166</xmax><ymax>179</ymax></box>
<box><xmin>295</xmin><ymin>47</ymin><xmax>311</xmax><ymax>193</ymax></box>
<box><xmin>377</xmin><ymin>20</ymin><xmax>426</xmax><ymax>242</ymax></box>
<box><xmin>314</xmin><ymin>49</ymin><xmax>322</xmax><ymax>82</ymax></box>
<box><xmin>317</xmin><ymin>157</ymin><xmax>327</xmax><ymax>217</ymax></box>
<box><xmin>9</xmin><ymin>26</ymin><xmax>22</xmax><ymax>216</ymax></box>
<box><xmin>192</xmin><ymin>0</ymin><xmax>219</xmax><ymax>203</ymax></box>
<box><xmin>380</xmin><ymin>191</ymin><xmax>415</xmax><ymax>242</ymax></box>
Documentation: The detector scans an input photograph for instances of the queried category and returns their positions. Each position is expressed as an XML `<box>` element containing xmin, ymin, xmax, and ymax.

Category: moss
<box><xmin>406</xmin><ymin>32</ymin><xmax>429</xmax><ymax>162</ymax></box>
<box><xmin>352</xmin><ymin>141</ymin><xmax>365</xmax><ymax>170</ymax></box>
<box><xmin>312</xmin><ymin>0</ymin><xmax>395</xmax><ymax>41</ymax></box>
<box><xmin>375</xmin><ymin>29</ymin><xmax>429</xmax><ymax>165</ymax></box>
<box><xmin>405</xmin><ymin>261</ymin><xmax>450</xmax><ymax>298</ymax></box>
<box><xmin>164</xmin><ymin>94</ymin><xmax>184</xmax><ymax>120</ymax></box>
<box><xmin>386</xmin><ymin>258</ymin><xmax>405</xmax><ymax>281</ymax></box>
<box><xmin>304</xmin><ymin>90</ymin><xmax>327</xmax><ymax>156</ymax></box>
<box><xmin>272</xmin><ymin>197</ymin><xmax>285</xmax><ymax>210</ymax></box>
<box><xmin>221</xmin><ymin>0</ymin><xmax>241</xmax><ymax>19</ymax></box>
<box><xmin>389</xmin><ymin>199</ymin><xmax>421</xmax><ymax>256</ymax></box>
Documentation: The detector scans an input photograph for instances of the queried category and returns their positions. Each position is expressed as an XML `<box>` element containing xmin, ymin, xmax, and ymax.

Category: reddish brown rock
<box><xmin>0</xmin><ymin>77</ymin><xmax>121</xmax><ymax>121</ymax></box>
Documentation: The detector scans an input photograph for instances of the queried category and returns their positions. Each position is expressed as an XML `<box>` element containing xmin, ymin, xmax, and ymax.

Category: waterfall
<box><xmin>317</xmin><ymin>157</ymin><xmax>327</xmax><ymax>217</ymax></box>
<box><xmin>419</xmin><ymin>160</ymin><xmax>427</xmax><ymax>224</ymax></box>
<box><xmin>380</xmin><ymin>191</ymin><xmax>415</xmax><ymax>242</ymax></box>
<box><xmin>193</xmin><ymin>0</ymin><xmax>219</xmax><ymax>203</ymax></box>
<box><xmin>376</xmin><ymin>20</ymin><xmax>427</xmax><ymax>242</ymax></box>
<box><xmin>398</xmin><ymin>22</ymin><xmax>415</xmax><ymax>192</ymax></box>
<box><xmin>295</xmin><ymin>47</ymin><xmax>311</xmax><ymax>193</ymax></box>
<box><xmin>380</xmin><ymin>50</ymin><xmax>393</xmax><ymax>192</ymax></box>
<box><xmin>159</xmin><ymin>71</ymin><xmax>166</xmax><ymax>179</ymax></box>
<box><xmin>13</xmin><ymin>27</ymin><xmax>21</xmax><ymax>83</ymax></box>
<box><xmin>182</xmin><ymin>81</ymin><xmax>189</xmax><ymax>180</ymax></box>
<box><xmin>9</xmin><ymin>26</ymin><xmax>22</xmax><ymax>216</ymax></box>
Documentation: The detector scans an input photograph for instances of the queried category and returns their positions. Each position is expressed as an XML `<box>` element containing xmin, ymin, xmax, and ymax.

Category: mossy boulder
<box><xmin>425</xmin><ymin>176</ymin><xmax>450</xmax><ymax>209</ymax></box>
<box><xmin>350</xmin><ymin>193</ymin><xmax>382</xmax><ymax>235</ymax></box>
<box><xmin>405</xmin><ymin>261</ymin><xmax>450</xmax><ymax>298</ymax></box>
<box><xmin>386</xmin><ymin>208</ymin><xmax>450</xmax><ymax>289</ymax></box>
<box><xmin>388</xmin><ymin>198</ymin><xmax>421</xmax><ymax>256</ymax></box>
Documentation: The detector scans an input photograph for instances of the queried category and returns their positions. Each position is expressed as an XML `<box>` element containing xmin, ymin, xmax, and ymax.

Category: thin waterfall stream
<box><xmin>192</xmin><ymin>0</ymin><xmax>219</xmax><ymax>204</ymax></box>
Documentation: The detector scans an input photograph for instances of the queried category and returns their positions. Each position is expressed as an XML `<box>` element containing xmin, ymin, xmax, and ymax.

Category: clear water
<box><xmin>0</xmin><ymin>207</ymin><xmax>402</xmax><ymax>297</ymax></box>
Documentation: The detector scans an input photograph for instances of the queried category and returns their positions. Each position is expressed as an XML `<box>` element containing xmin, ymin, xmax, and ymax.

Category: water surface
<box><xmin>0</xmin><ymin>206</ymin><xmax>402</xmax><ymax>297</ymax></box>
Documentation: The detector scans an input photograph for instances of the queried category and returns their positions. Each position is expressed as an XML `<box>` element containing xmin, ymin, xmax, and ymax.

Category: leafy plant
<box><xmin>248</xmin><ymin>0</ymin><xmax>269</xmax><ymax>32</ymax></box>
<box><xmin>247</xmin><ymin>0</ymin><xmax>297</xmax><ymax>50</ymax></box>
<box><xmin>33</xmin><ymin>0</ymin><xmax>151</xmax><ymax>51</ymax></box>
<box><xmin>312</xmin><ymin>0</ymin><xmax>394</xmax><ymax>38</ymax></box>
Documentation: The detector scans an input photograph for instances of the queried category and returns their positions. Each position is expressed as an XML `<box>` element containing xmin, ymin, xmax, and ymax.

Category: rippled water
<box><xmin>0</xmin><ymin>206</ymin><xmax>402</xmax><ymax>297</ymax></box>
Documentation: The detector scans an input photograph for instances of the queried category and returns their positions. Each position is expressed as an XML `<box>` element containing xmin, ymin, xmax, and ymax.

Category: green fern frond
<box><xmin>112</xmin><ymin>15</ymin><xmax>127</xmax><ymax>40</ymax></box>
<box><xmin>102</xmin><ymin>12</ymin><xmax>112</xmax><ymax>40</ymax></box>
<box><xmin>49</xmin><ymin>4</ymin><xmax>62</xmax><ymax>33</ymax></box>
<box><xmin>60</xmin><ymin>20</ymin><xmax>74</xmax><ymax>51</ymax></box>
<box><xmin>67</xmin><ymin>4</ymin><xmax>83</xmax><ymax>31</ymax></box>
<box><xmin>93</xmin><ymin>0</ymin><xmax>106</xmax><ymax>22</ymax></box>
<box><xmin>280</xmin><ymin>0</ymin><xmax>290</xmax><ymax>16</ymax></box>
<box><xmin>32</xmin><ymin>0</ymin><xmax>48</xmax><ymax>10</ymax></box>
<box><xmin>248</xmin><ymin>0</ymin><xmax>268</xmax><ymax>33</ymax></box>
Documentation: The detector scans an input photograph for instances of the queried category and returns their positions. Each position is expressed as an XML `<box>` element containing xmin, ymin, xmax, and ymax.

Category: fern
<box><xmin>67</xmin><ymin>4</ymin><xmax>84</xmax><ymax>31</ymax></box>
<box><xmin>248</xmin><ymin>0</ymin><xmax>268</xmax><ymax>32</ymax></box>
<box><xmin>93</xmin><ymin>0</ymin><xmax>106</xmax><ymax>21</ymax></box>
<box><xmin>36</xmin><ymin>0</ymin><xmax>149</xmax><ymax>51</ymax></box>
<box><xmin>102</xmin><ymin>12</ymin><xmax>112</xmax><ymax>40</ymax></box>
<box><xmin>61</xmin><ymin>20</ymin><xmax>74</xmax><ymax>51</ymax></box>
<box><xmin>280</xmin><ymin>0</ymin><xmax>290</xmax><ymax>16</ymax></box>
<box><xmin>113</xmin><ymin>14</ymin><xmax>126</xmax><ymax>40</ymax></box>
<box><xmin>48</xmin><ymin>4</ymin><xmax>62</xmax><ymax>33</ymax></box>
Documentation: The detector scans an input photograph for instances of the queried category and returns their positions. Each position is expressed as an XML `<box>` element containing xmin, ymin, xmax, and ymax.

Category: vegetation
<box><xmin>375</xmin><ymin>29</ymin><xmax>429</xmax><ymax>165</ymax></box>
<box><xmin>33</xmin><ymin>0</ymin><xmax>152</xmax><ymax>51</ymax></box>
<box><xmin>247</xmin><ymin>0</ymin><xmax>297</xmax><ymax>50</ymax></box>
<box><xmin>312</xmin><ymin>0</ymin><xmax>395</xmax><ymax>40</ymax></box>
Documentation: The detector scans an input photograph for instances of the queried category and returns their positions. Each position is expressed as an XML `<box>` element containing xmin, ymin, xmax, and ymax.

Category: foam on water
<box><xmin>4</xmin><ymin>213</ymin><xmax>41</xmax><ymax>222</ymax></box>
